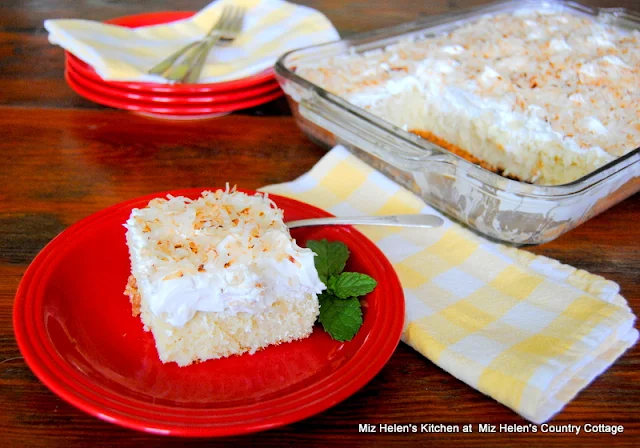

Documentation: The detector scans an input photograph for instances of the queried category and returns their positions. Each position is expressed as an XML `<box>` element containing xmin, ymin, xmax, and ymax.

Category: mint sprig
<box><xmin>317</xmin><ymin>293</ymin><xmax>362</xmax><ymax>342</ymax></box>
<box><xmin>307</xmin><ymin>239</ymin><xmax>377</xmax><ymax>342</ymax></box>
<box><xmin>306</xmin><ymin>239</ymin><xmax>349</xmax><ymax>283</ymax></box>
<box><xmin>327</xmin><ymin>272</ymin><xmax>378</xmax><ymax>299</ymax></box>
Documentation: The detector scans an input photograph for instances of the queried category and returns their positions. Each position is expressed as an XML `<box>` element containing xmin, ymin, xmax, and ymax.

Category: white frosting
<box><xmin>584</xmin><ymin>117</ymin><xmax>608</xmax><ymax>135</ymax></box>
<box><xmin>297</xmin><ymin>10</ymin><xmax>639</xmax><ymax>184</ymax></box>
<box><xmin>441</xmin><ymin>44</ymin><xmax>465</xmax><ymax>55</ymax></box>
<box><xmin>125</xmin><ymin>189</ymin><xmax>325</xmax><ymax>327</ymax></box>
<box><xmin>347</xmin><ymin>67</ymin><xmax>614</xmax><ymax>184</ymax></box>
<box><xmin>548</xmin><ymin>38</ymin><xmax>571</xmax><ymax>52</ymax></box>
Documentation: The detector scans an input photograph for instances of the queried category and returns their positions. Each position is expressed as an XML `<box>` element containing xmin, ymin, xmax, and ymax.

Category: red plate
<box><xmin>65</xmin><ymin>67</ymin><xmax>284</xmax><ymax>116</ymax></box>
<box><xmin>66</xmin><ymin>62</ymin><xmax>281</xmax><ymax>104</ymax></box>
<box><xmin>65</xmin><ymin>11</ymin><xmax>275</xmax><ymax>93</ymax></box>
<box><xmin>13</xmin><ymin>189</ymin><xmax>405</xmax><ymax>437</ymax></box>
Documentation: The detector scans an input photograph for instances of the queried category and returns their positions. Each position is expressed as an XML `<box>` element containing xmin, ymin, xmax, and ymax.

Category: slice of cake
<box><xmin>296</xmin><ymin>10</ymin><xmax>640</xmax><ymax>185</ymax></box>
<box><xmin>123</xmin><ymin>188</ymin><xmax>325</xmax><ymax>367</ymax></box>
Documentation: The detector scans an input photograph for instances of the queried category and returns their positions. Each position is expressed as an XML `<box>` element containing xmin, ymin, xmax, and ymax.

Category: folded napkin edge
<box><xmin>531</xmin><ymin>326</ymin><xmax>638</xmax><ymax>423</ymax></box>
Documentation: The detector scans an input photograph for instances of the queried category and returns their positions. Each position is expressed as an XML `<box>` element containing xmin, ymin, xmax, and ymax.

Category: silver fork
<box><xmin>286</xmin><ymin>214</ymin><xmax>445</xmax><ymax>229</ymax></box>
<box><xmin>148</xmin><ymin>6</ymin><xmax>245</xmax><ymax>84</ymax></box>
<box><xmin>179</xmin><ymin>7</ymin><xmax>245</xmax><ymax>84</ymax></box>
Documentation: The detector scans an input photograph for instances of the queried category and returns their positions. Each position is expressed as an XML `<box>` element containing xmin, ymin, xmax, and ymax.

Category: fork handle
<box><xmin>183</xmin><ymin>36</ymin><xmax>222</xmax><ymax>84</ymax></box>
<box><xmin>163</xmin><ymin>39</ymin><xmax>213</xmax><ymax>81</ymax></box>
<box><xmin>286</xmin><ymin>214</ymin><xmax>445</xmax><ymax>229</ymax></box>
<box><xmin>148</xmin><ymin>40</ymin><xmax>203</xmax><ymax>76</ymax></box>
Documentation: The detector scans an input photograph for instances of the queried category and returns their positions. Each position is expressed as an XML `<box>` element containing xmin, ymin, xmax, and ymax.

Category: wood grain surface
<box><xmin>1</xmin><ymin>1</ymin><xmax>638</xmax><ymax>447</ymax></box>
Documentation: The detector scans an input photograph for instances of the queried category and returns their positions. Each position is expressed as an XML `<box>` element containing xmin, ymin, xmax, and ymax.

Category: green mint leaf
<box><xmin>318</xmin><ymin>294</ymin><xmax>363</xmax><ymax>342</ymax></box>
<box><xmin>327</xmin><ymin>272</ymin><xmax>377</xmax><ymax>299</ymax></box>
<box><xmin>306</xmin><ymin>239</ymin><xmax>350</xmax><ymax>282</ymax></box>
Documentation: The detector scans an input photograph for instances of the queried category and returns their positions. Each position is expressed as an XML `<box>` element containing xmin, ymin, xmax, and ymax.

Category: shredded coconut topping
<box><xmin>297</xmin><ymin>10</ymin><xmax>639</xmax><ymax>183</ymax></box>
<box><xmin>124</xmin><ymin>187</ymin><xmax>325</xmax><ymax>327</ymax></box>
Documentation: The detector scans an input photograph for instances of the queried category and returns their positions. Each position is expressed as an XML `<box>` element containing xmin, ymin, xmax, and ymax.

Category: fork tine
<box><xmin>155</xmin><ymin>5</ymin><xmax>246</xmax><ymax>82</ymax></box>
<box><xmin>235</xmin><ymin>8</ymin><xmax>246</xmax><ymax>32</ymax></box>
<box><xmin>211</xmin><ymin>6</ymin><xmax>232</xmax><ymax>34</ymax></box>
<box><xmin>225</xmin><ymin>7</ymin><xmax>245</xmax><ymax>37</ymax></box>
<box><xmin>178</xmin><ymin>7</ymin><xmax>244</xmax><ymax>83</ymax></box>
<box><xmin>235</xmin><ymin>8</ymin><xmax>246</xmax><ymax>33</ymax></box>
<box><xmin>216</xmin><ymin>7</ymin><xmax>245</xmax><ymax>45</ymax></box>
<box><xmin>220</xmin><ymin>7</ymin><xmax>235</xmax><ymax>34</ymax></box>
<box><xmin>148</xmin><ymin>5</ymin><xmax>233</xmax><ymax>76</ymax></box>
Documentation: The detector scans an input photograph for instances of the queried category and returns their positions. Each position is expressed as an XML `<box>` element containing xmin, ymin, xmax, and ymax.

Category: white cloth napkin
<box><xmin>44</xmin><ymin>0</ymin><xmax>339</xmax><ymax>83</ymax></box>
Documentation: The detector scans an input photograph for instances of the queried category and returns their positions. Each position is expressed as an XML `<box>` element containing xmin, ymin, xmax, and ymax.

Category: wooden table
<box><xmin>1</xmin><ymin>1</ymin><xmax>638</xmax><ymax>446</ymax></box>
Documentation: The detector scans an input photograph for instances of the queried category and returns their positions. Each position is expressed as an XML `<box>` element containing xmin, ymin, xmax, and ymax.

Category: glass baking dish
<box><xmin>274</xmin><ymin>0</ymin><xmax>640</xmax><ymax>245</ymax></box>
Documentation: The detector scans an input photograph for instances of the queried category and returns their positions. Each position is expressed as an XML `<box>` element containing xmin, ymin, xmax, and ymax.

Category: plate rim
<box><xmin>65</xmin><ymin>60</ymin><xmax>280</xmax><ymax>102</ymax></box>
<box><xmin>65</xmin><ymin>67</ymin><xmax>284</xmax><ymax>114</ymax></box>
<box><xmin>65</xmin><ymin>62</ymin><xmax>281</xmax><ymax>104</ymax></box>
<box><xmin>13</xmin><ymin>188</ymin><xmax>405</xmax><ymax>437</ymax></box>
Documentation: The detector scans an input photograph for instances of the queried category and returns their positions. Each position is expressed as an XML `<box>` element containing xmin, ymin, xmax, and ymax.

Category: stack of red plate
<box><xmin>64</xmin><ymin>11</ymin><xmax>283</xmax><ymax>119</ymax></box>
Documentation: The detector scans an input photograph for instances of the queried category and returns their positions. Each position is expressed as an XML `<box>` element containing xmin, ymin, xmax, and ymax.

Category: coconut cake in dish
<box><xmin>124</xmin><ymin>188</ymin><xmax>325</xmax><ymax>367</ymax></box>
<box><xmin>296</xmin><ymin>10</ymin><xmax>640</xmax><ymax>185</ymax></box>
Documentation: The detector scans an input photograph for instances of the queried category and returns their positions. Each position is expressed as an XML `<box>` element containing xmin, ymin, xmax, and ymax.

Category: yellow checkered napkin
<box><xmin>261</xmin><ymin>146</ymin><xmax>638</xmax><ymax>424</ymax></box>
<box><xmin>44</xmin><ymin>0</ymin><xmax>338</xmax><ymax>83</ymax></box>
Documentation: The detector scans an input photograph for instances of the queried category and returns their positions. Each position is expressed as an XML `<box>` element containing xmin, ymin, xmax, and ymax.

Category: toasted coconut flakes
<box><xmin>163</xmin><ymin>271</ymin><xmax>183</xmax><ymax>281</ymax></box>
<box><xmin>298</xmin><ymin>11</ymin><xmax>640</xmax><ymax>160</ymax></box>
<box><xmin>124</xmin><ymin>275</ymin><xmax>141</xmax><ymax>317</ymax></box>
<box><xmin>125</xmin><ymin>188</ymin><xmax>304</xmax><ymax>282</ymax></box>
